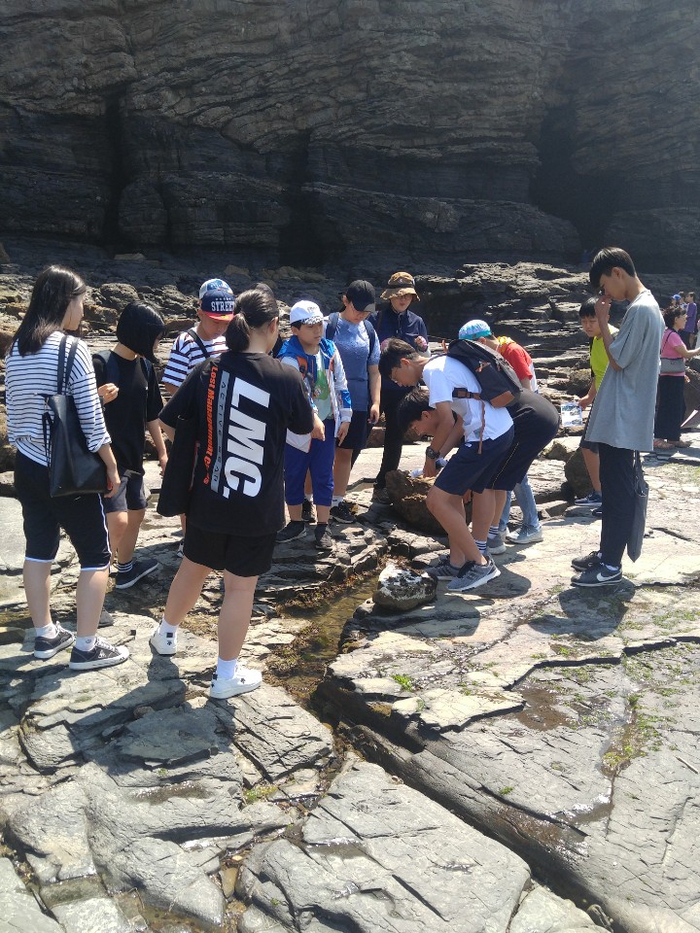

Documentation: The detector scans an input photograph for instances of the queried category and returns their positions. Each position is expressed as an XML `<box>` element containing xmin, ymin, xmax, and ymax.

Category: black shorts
<box><xmin>102</xmin><ymin>468</ymin><xmax>149</xmax><ymax>513</ymax></box>
<box><xmin>184</xmin><ymin>521</ymin><xmax>276</xmax><ymax>577</ymax></box>
<box><xmin>435</xmin><ymin>429</ymin><xmax>514</xmax><ymax>497</ymax></box>
<box><xmin>580</xmin><ymin>436</ymin><xmax>599</xmax><ymax>454</ymax></box>
<box><xmin>337</xmin><ymin>410</ymin><xmax>370</xmax><ymax>453</ymax></box>
<box><xmin>14</xmin><ymin>451</ymin><xmax>111</xmax><ymax>569</ymax></box>
<box><xmin>486</xmin><ymin>392</ymin><xmax>560</xmax><ymax>491</ymax></box>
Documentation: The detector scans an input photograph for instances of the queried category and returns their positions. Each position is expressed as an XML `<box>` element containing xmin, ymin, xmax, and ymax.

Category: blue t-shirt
<box><xmin>323</xmin><ymin>316</ymin><xmax>379</xmax><ymax>410</ymax></box>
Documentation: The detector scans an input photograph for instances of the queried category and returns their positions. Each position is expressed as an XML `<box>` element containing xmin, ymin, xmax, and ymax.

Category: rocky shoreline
<box><xmin>2</xmin><ymin>244</ymin><xmax>700</xmax><ymax>932</ymax></box>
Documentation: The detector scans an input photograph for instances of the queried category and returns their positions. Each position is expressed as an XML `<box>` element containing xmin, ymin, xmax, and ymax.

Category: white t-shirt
<box><xmin>422</xmin><ymin>356</ymin><xmax>513</xmax><ymax>442</ymax></box>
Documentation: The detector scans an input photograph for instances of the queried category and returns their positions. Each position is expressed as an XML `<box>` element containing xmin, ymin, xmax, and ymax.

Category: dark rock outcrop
<box><xmin>1</xmin><ymin>2</ymin><xmax>698</xmax><ymax>272</ymax></box>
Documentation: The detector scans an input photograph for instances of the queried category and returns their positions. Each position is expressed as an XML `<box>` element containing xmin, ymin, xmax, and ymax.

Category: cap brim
<box><xmin>203</xmin><ymin>312</ymin><xmax>234</xmax><ymax>322</ymax></box>
<box><xmin>380</xmin><ymin>288</ymin><xmax>419</xmax><ymax>301</ymax></box>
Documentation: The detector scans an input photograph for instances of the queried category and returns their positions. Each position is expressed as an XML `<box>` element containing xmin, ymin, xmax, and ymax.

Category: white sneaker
<box><xmin>210</xmin><ymin>665</ymin><xmax>262</xmax><ymax>699</ymax></box>
<box><xmin>506</xmin><ymin>525</ymin><xmax>544</xmax><ymax>545</ymax></box>
<box><xmin>149</xmin><ymin>626</ymin><xmax>177</xmax><ymax>656</ymax></box>
<box><xmin>486</xmin><ymin>532</ymin><xmax>506</xmax><ymax>555</ymax></box>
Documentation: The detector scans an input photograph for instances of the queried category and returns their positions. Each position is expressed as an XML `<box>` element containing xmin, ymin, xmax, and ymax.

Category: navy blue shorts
<box><xmin>14</xmin><ymin>451</ymin><xmax>111</xmax><ymax>570</ymax></box>
<box><xmin>337</xmin><ymin>410</ymin><xmax>369</xmax><ymax>453</ymax></box>
<box><xmin>435</xmin><ymin>429</ymin><xmax>514</xmax><ymax>497</ymax></box>
<box><xmin>102</xmin><ymin>468</ymin><xmax>149</xmax><ymax>513</ymax></box>
<box><xmin>184</xmin><ymin>521</ymin><xmax>276</xmax><ymax>577</ymax></box>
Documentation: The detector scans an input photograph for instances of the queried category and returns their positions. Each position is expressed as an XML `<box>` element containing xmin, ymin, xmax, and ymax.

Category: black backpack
<box><xmin>444</xmin><ymin>338</ymin><xmax>522</xmax><ymax>408</ymax></box>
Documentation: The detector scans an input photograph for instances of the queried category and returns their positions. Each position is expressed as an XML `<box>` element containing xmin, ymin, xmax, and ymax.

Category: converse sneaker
<box><xmin>506</xmin><ymin>525</ymin><xmax>544</xmax><ymax>545</ymax></box>
<box><xmin>574</xmin><ymin>491</ymin><xmax>603</xmax><ymax>506</ymax></box>
<box><xmin>446</xmin><ymin>557</ymin><xmax>500</xmax><ymax>592</ymax></box>
<box><xmin>149</xmin><ymin>626</ymin><xmax>177</xmax><ymax>656</ymax></box>
<box><xmin>68</xmin><ymin>637</ymin><xmax>129</xmax><ymax>671</ymax></box>
<box><xmin>571</xmin><ymin>563</ymin><xmax>623</xmax><ymax>587</ymax></box>
<box><xmin>426</xmin><ymin>555</ymin><xmax>466</xmax><ymax>580</ymax></box>
<box><xmin>114</xmin><ymin>559</ymin><xmax>159</xmax><ymax>590</ymax></box>
<box><xmin>276</xmin><ymin>521</ymin><xmax>306</xmax><ymax>543</ymax></box>
<box><xmin>571</xmin><ymin>550</ymin><xmax>602</xmax><ymax>572</ymax></box>
<box><xmin>34</xmin><ymin>623</ymin><xmax>75</xmax><ymax>660</ymax></box>
<box><xmin>330</xmin><ymin>500</ymin><xmax>355</xmax><ymax>524</ymax></box>
<box><xmin>486</xmin><ymin>531</ymin><xmax>506</xmax><ymax>555</ymax></box>
<box><xmin>210</xmin><ymin>665</ymin><xmax>263</xmax><ymax>699</ymax></box>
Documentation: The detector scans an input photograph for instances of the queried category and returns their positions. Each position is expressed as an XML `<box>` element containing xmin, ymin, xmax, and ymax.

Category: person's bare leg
<box><xmin>75</xmin><ymin>568</ymin><xmax>110</xmax><ymax>636</ymax></box>
<box><xmin>315</xmin><ymin>504</ymin><xmax>330</xmax><ymax>524</ymax></box>
<box><xmin>332</xmin><ymin>447</ymin><xmax>353</xmax><ymax>499</ymax></box>
<box><xmin>114</xmin><ymin>508</ymin><xmax>146</xmax><ymax>564</ymax></box>
<box><xmin>217</xmin><ymin>573</ymin><xmax>258</xmax><ymax>660</ymax></box>
<box><xmin>582</xmin><ymin>448</ymin><xmax>601</xmax><ymax>492</ymax></box>
<box><xmin>427</xmin><ymin>487</ymin><xmax>483</xmax><ymax>564</ymax></box>
<box><xmin>23</xmin><ymin>560</ymin><xmax>53</xmax><ymax>628</ymax></box>
<box><xmin>106</xmin><ymin>510</ymin><xmax>129</xmax><ymax>561</ymax></box>
<box><xmin>471</xmin><ymin>489</ymin><xmax>497</xmax><ymax>543</ymax></box>
<box><xmin>162</xmin><ymin>557</ymin><xmax>212</xmax><ymax>627</ymax></box>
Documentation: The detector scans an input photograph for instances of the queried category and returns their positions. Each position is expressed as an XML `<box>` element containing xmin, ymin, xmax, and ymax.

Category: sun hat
<box><xmin>458</xmin><ymin>319</ymin><xmax>493</xmax><ymax>341</ymax></box>
<box><xmin>199</xmin><ymin>278</ymin><xmax>234</xmax><ymax>300</ymax></box>
<box><xmin>289</xmin><ymin>300</ymin><xmax>324</xmax><ymax>326</ymax></box>
<box><xmin>380</xmin><ymin>271</ymin><xmax>419</xmax><ymax>302</ymax></box>
<box><xmin>345</xmin><ymin>280</ymin><xmax>376</xmax><ymax>313</ymax></box>
<box><xmin>201</xmin><ymin>289</ymin><xmax>235</xmax><ymax>321</ymax></box>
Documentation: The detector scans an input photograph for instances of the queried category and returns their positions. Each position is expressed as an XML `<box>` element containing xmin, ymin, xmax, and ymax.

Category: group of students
<box><xmin>6</xmin><ymin>246</ymin><xmax>665</xmax><ymax>699</ymax></box>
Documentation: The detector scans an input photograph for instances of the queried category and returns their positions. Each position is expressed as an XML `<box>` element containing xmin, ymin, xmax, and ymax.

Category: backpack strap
<box><xmin>325</xmin><ymin>312</ymin><xmax>340</xmax><ymax>342</ymax></box>
<box><xmin>187</xmin><ymin>328</ymin><xmax>210</xmax><ymax>359</ymax></box>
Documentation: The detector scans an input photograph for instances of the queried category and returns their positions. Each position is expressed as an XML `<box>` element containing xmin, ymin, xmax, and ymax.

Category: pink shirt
<box><xmin>660</xmin><ymin>328</ymin><xmax>685</xmax><ymax>377</ymax></box>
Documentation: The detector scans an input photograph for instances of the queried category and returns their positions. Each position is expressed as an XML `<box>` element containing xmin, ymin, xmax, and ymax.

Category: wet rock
<box><xmin>372</xmin><ymin>561</ymin><xmax>438</xmax><ymax>612</ymax></box>
<box><xmin>0</xmin><ymin>857</ymin><xmax>63</xmax><ymax>933</ymax></box>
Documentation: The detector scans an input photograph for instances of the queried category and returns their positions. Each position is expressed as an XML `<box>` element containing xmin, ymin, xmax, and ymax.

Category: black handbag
<box><xmin>42</xmin><ymin>336</ymin><xmax>107</xmax><ymax>497</ymax></box>
<box><xmin>627</xmin><ymin>451</ymin><xmax>649</xmax><ymax>562</ymax></box>
<box><xmin>156</xmin><ymin>414</ymin><xmax>199</xmax><ymax>517</ymax></box>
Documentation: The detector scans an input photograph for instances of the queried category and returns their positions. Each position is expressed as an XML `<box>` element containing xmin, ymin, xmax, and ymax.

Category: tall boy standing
<box><xmin>571</xmin><ymin>248</ymin><xmax>663</xmax><ymax>587</ymax></box>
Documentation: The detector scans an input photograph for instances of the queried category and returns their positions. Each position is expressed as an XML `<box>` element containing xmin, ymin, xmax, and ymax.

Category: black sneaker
<box><xmin>114</xmin><ymin>559</ymin><xmax>159</xmax><ymax>590</ymax></box>
<box><xmin>301</xmin><ymin>498</ymin><xmax>316</xmax><ymax>523</ymax></box>
<box><xmin>372</xmin><ymin>486</ymin><xmax>391</xmax><ymax>504</ymax></box>
<box><xmin>591</xmin><ymin>506</ymin><xmax>603</xmax><ymax>518</ymax></box>
<box><xmin>314</xmin><ymin>526</ymin><xmax>334</xmax><ymax>551</ymax></box>
<box><xmin>571</xmin><ymin>550</ymin><xmax>602</xmax><ymax>572</ymax></box>
<box><xmin>34</xmin><ymin>623</ymin><xmax>75</xmax><ymax>660</ymax></box>
<box><xmin>571</xmin><ymin>563</ymin><xmax>622</xmax><ymax>587</ymax></box>
<box><xmin>276</xmin><ymin>521</ymin><xmax>306</xmax><ymax>543</ymax></box>
<box><xmin>68</xmin><ymin>637</ymin><xmax>129</xmax><ymax>671</ymax></box>
<box><xmin>330</xmin><ymin>501</ymin><xmax>355</xmax><ymax>524</ymax></box>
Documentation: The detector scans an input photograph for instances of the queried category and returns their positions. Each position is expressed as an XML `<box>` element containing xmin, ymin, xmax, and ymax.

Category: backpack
<box><xmin>445</xmin><ymin>338</ymin><xmax>522</xmax><ymax>408</ymax></box>
<box><xmin>94</xmin><ymin>349</ymin><xmax>153</xmax><ymax>387</ymax></box>
<box><xmin>325</xmin><ymin>312</ymin><xmax>377</xmax><ymax>361</ymax></box>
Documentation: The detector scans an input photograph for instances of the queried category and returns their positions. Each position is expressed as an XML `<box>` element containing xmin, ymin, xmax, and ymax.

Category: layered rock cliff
<box><xmin>0</xmin><ymin>0</ymin><xmax>698</xmax><ymax>272</ymax></box>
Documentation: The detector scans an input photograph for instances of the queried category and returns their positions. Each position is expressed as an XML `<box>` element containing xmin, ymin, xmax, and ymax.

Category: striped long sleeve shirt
<box><xmin>6</xmin><ymin>332</ymin><xmax>111</xmax><ymax>467</ymax></box>
<box><xmin>161</xmin><ymin>330</ymin><xmax>228</xmax><ymax>391</ymax></box>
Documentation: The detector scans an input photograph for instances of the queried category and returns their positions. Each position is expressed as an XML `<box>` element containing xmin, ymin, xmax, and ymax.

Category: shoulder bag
<box><xmin>42</xmin><ymin>336</ymin><xmax>107</xmax><ymax>497</ymax></box>
<box><xmin>626</xmin><ymin>451</ymin><xmax>649</xmax><ymax>562</ymax></box>
<box><xmin>659</xmin><ymin>331</ymin><xmax>685</xmax><ymax>374</ymax></box>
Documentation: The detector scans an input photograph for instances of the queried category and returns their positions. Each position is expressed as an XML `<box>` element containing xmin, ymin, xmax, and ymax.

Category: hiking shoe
<box><xmin>571</xmin><ymin>563</ymin><xmax>622</xmax><ymax>587</ymax></box>
<box><xmin>114</xmin><ymin>559</ymin><xmax>159</xmax><ymax>590</ymax></box>
<box><xmin>330</xmin><ymin>501</ymin><xmax>355</xmax><ymax>524</ymax></box>
<box><xmin>591</xmin><ymin>506</ymin><xmax>602</xmax><ymax>518</ymax></box>
<box><xmin>426</xmin><ymin>555</ymin><xmax>466</xmax><ymax>580</ymax></box>
<box><xmin>371</xmin><ymin>486</ymin><xmax>391</xmax><ymax>504</ymax></box>
<box><xmin>446</xmin><ymin>557</ymin><xmax>500</xmax><ymax>592</ymax></box>
<box><xmin>486</xmin><ymin>531</ymin><xmax>506</xmax><ymax>555</ymax></box>
<box><xmin>506</xmin><ymin>525</ymin><xmax>544</xmax><ymax>545</ymax></box>
<box><xmin>574</xmin><ymin>490</ymin><xmax>603</xmax><ymax>506</ymax></box>
<box><xmin>34</xmin><ymin>623</ymin><xmax>75</xmax><ymax>660</ymax></box>
<box><xmin>149</xmin><ymin>626</ymin><xmax>177</xmax><ymax>656</ymax></box>
<box><xmin>276</xmin><ymin>521</ymin><xmax>306</xmax><ymax>543</ymax></box>
<box><xmin>571</xmin><ymin>550</ymin><xmax>602</xmax><ymax>571</ymax></box>
<box><xmin>98</xmin><ymin>609</ymin><xmax>115</xmax><ymax>628</ymax></box>
<box><xmin>68</xmin><ymin>637</ymin><xmax>129</xmax><ymax>671</ymax></box>
<box><xmin>301</xmin><ymin>498</ymin><xmax>316</xmax><ymax>523</ymax></box>
<box><xmin>314</xmin><ymin>527</ymin><xmax>334</xmax><ymax>551</ymax></box>
<box><xmin>210</xmin><ymin>666</ymin><xmax>262</xmax><ymax>699</ymax></box>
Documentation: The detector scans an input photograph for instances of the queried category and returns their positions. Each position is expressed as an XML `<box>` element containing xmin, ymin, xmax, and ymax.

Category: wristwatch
<box><xmin>425</xmin><ymin>445</ymin><xmax>440</xmax><ymax>460</ymax></box>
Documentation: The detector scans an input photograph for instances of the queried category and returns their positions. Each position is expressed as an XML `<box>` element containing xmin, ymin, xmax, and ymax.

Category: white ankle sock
<box><xmin>35</xmin><ymin>622</ymin><xmax>57</xmax><ymax>638</ymax></box>
<box><xmin>76</xmin><ymin>635</ymin><xmax>96</xmax><ymax>652</ymax></box>
<box><xmin>216</xmin><ymin>658</ymin><xmax>237</xmax><ymax>680</ymax></box>
<box><xmin>158</xmin><ymin>618</ymin><xmax>179</xmax><ymax>638</ymax></box>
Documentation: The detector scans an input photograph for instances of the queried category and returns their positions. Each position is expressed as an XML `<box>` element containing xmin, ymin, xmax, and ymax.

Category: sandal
<box><xmin>653</xmin><ymin>440</ymin><xmax>675</xmax><ymax>450</ymax></box>
<box><xmin>674</xmin><ymin>440</ymin><xmax>692</xmax><ymax>448</ymax></box>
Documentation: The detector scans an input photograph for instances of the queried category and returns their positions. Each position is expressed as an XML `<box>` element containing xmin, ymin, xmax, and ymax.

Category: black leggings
<box><xmin>599</xmin><ymin>443</ymin><xmax>637</xmax><ymax>568</ymax></box>
<box><xmin>374</xmin><ymin>388</ymin><xmax>409</xmax><ymax>489</ymax></box>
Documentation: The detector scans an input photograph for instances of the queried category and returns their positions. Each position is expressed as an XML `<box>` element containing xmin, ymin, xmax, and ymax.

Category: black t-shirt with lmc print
<box><xmin>160</xmin><ymin>351</ymin><xmax>313</xmax><ymax>536</ymax></box>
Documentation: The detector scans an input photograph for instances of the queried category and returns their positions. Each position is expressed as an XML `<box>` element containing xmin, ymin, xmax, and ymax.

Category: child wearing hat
<box><xmin>162</xmin><ymin>279</ymin><xmax>235</xmax><ymax>397</ymax></box>
<box><xmin>276</xmin><ymin>300</ymin><xmax>352</xmax><ymax>551</ymax></box>
<box><xmin>369</xmin><ymin>272</ymin><xmax>428</xmax><ymax>503</ymax></box>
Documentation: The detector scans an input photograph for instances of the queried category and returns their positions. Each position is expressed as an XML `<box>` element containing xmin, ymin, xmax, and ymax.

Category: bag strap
<box><xmin>187</xmin><ymin>327</ymin><xmax>210</xmax><ymax>359</ymax></box>
<box><xmin>325</xmin><ymin>312</ymin><xmax>339</xmax><ymax>342</ymax></box>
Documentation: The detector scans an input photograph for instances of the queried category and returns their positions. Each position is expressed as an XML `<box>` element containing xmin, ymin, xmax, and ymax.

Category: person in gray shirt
<box><xmin>571</xmin><ymin>247</ymin><xmax>663</xmax><ymax>587</ymax></box>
